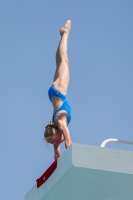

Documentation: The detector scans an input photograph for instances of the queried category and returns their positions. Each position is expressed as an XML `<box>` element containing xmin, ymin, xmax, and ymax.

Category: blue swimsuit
<box><xmin>48</xmin><ymin>85</ymin><xmax>71</xmax><ymax>124</ymax></box>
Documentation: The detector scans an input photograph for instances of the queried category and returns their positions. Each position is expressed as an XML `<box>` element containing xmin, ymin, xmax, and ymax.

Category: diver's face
<box><xmin>49</xmin><ymin>130</ymin><xmax>64</xmax><ymax>144</ymax></box>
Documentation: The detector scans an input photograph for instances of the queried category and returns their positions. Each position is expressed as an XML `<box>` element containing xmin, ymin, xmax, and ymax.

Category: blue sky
<box><xmin>0</xmin><ymin>1</ymin><xmax>133</xmax><ymax>199</ymax></box>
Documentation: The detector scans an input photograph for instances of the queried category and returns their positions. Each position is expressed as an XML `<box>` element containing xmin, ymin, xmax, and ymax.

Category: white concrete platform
<box><xmin>25</xmin><ymin>144</ymin><xmax>133</xmax><ymax>200</ymax></box>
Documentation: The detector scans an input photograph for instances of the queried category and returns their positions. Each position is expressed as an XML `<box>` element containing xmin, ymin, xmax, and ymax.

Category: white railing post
<box><xmin>101</xmin><ymin>138</ymin><xmax>133</xmax><ymax>147</ymax></box>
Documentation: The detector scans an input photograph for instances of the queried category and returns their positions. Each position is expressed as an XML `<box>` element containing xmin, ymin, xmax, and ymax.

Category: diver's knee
<box><xmin>60</xmin><ymin>55</ymin><xmax>69</xmax><ymax>65</ymax></box>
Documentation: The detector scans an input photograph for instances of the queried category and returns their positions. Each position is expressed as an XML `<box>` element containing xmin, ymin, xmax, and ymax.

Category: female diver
<box><xmin>44</xmin><ymin>20</ymin><xmax>72</xmax><ymax>159</ymax></box>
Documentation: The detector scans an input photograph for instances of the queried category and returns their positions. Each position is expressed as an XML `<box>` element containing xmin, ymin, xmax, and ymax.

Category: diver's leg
<box><xmin>53</xmin><ymin>20</ymin><xmax>71</xmax><ymax>95</ymax></box>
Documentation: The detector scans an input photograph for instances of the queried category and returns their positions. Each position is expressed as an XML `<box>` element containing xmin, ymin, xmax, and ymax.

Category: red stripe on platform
<box><xmin>36</xmin><ymin>159</ymin><xmax>58</xmax><ymax>188</ymax></box>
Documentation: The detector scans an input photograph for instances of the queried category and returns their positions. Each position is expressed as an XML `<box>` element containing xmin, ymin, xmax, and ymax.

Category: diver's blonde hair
<box><xmin>44</xmin><ymin>122</ymin><xmax>57</xmax><ymax>143</ymax></box>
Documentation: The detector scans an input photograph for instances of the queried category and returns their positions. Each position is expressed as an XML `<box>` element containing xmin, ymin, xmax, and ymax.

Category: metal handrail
<box><xmin>101</xmin><ymin>138</ymin><xmax>133</xmax><ymax>147</ymax></box>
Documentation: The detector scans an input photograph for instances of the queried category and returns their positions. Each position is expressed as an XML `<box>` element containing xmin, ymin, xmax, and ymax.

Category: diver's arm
<box><xmin>63</xmin><ymin>125</ymin><xmax>72</xmax><ymax>148</ymax></box>
<box><xmin>54</xmin><ymin>144</ymin><xmax>60</xmax><ymax>159</ymax></box>
<box><xmin>57</xmin><ymin>120</ymin><xmax>72</xmax><ymax>149</ymax></box>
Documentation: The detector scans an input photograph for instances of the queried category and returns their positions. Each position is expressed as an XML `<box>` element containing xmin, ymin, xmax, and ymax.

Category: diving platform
<box><xmin>25</xmin><ymin>143</ymin><xmax>133</xmax><ymax>200</ymax></box>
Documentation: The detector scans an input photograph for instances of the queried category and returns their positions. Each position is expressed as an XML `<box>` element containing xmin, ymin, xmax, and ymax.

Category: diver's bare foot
<box><xmin>60</xmin><ymin>20</ymin><xmax>71</xmax><ymax>36</ymax></box>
